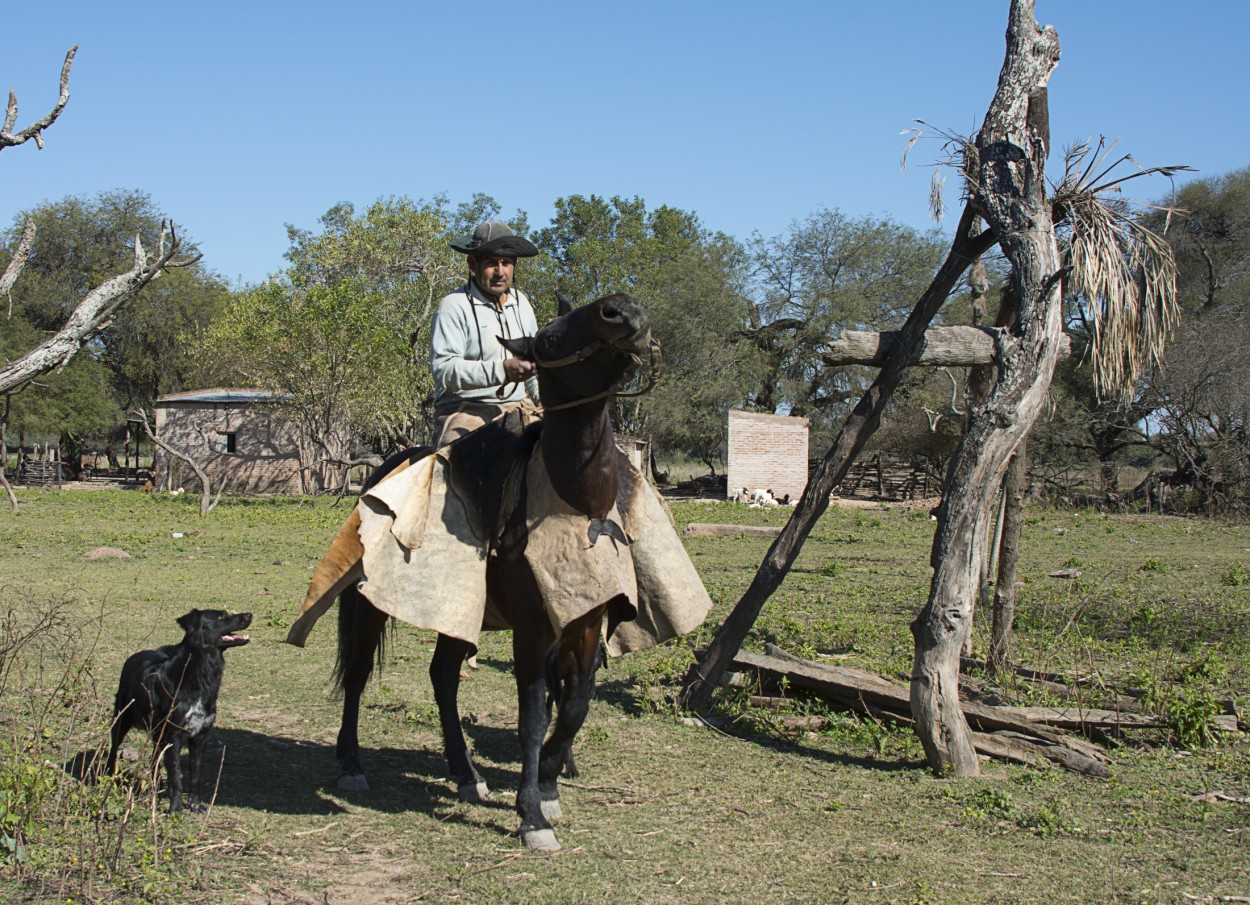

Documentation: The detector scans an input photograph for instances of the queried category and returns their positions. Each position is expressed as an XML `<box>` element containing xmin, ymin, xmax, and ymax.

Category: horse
<box><xmin>331</xmin><ymin>291</ymin><xmax>652</xmax><ymax>852</ymax></box>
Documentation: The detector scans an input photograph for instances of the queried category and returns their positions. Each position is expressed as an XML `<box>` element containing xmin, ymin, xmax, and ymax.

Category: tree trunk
<box><xmin>910</xmin><ymin>0</ymin><xmax>1063</xmax><ymax>776</ymax></box>
<box><xmin>679</xmin><ymin>206</ymin><xmax>996</xmax><ymax>711</ymax></box>
<box><xmin>0</xmin><ymin>418</ymin><xmax>16</xmax><ymax>512</ymax></box>
<box><xmin>989</xmin><ymin>444</ymin><xmax>1027</xmax><ymax>674</ymax></box>
<box><xmin>1099</xmin><ymin>461</ymin><xmax>1119</xmax><ymax>501</ymax></box>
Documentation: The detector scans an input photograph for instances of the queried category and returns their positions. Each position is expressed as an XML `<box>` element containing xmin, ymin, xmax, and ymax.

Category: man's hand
<box><xmin>503</xmin><ymin>357</ymin><xmax>536</xmax><ymax>383</ymax></box>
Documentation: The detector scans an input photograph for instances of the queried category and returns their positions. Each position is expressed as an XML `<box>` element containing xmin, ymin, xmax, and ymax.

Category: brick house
<box><xmin>152</xmin><ymin>388</ymin><xmax>327</xmax><ymax>495</ymax></box>
<box><xmin>726</xmin><ymin>410</ymin><xmax>810</xmax><ymax>501</ymax></box>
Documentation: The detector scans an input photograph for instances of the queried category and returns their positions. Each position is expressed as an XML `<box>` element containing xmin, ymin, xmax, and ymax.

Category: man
<box><xmin>430</xmin><ymin>221</ymin><xmax>543</xmax><ymax>447</ymax></box>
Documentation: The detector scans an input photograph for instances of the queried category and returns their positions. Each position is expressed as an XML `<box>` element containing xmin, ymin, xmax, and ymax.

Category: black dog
<box><xmin>106</xmin><ymin>609</ymin><xmax>251</xmax><ymax>812</ymax></box>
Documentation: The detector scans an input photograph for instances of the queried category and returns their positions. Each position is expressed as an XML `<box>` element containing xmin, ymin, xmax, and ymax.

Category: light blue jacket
<box><xmin>430</xmin><ymin>280</ymin><xmax>540</xmax><ymax>406</ymax></box>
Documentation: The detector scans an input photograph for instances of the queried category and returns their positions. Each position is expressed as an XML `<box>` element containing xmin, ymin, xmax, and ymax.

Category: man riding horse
<box><xmin>286</xmin><ymin>226</ymin><xmax>714</xmax><ymax>852</ymax></box>
<box><xmin>430</xmin><ymin>220</ymin><xmax>543</xmax><ymax>671</ymax></box>
<box><xmin>430</xmin><ymin>221</ymin><xmax>543</xmax><ymax>447</ymax></box>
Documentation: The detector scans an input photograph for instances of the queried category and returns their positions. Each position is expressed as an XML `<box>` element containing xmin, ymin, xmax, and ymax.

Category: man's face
<box><xmin>469</xmin><ymin>256</ymin><xmax>516</xmax><ymax>301</ymax></box>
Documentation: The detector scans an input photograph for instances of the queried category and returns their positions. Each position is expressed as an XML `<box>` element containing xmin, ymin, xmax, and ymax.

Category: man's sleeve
<box><xmin>431</xmin><ymin>298</ymin><xmax>507</xmax><ymax>394</ymax></box>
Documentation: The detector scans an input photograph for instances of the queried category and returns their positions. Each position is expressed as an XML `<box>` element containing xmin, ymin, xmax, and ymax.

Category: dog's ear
<box><xmin>177</xmin><ymin>610</ymin><xmax>200</xmax><ymax>632</ymax></box>
<box><xmin>499</xmin><ymin>335</ymin><xmax>534</xmax><ymax>362</ymax></box>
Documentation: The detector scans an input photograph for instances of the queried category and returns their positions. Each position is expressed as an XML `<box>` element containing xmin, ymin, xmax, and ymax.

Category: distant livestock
<box><xmin>730</xmin><ymin>487</ymin><xmax>795</xmax><ymax>507</ymax></box>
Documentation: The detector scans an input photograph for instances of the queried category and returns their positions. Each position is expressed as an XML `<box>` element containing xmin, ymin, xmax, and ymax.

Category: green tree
<box><xmin>1142</xmin><ymin>167</ymin><xmax>1250</xmax><ymax>511</ymax></box>
<box><xmin>746</xmin><ymin>210</ymin><xmax>949</xmax><ymax>449</ymax></box>
<box><xmin>202</xmin><ymin>197</ymin><xmax>515</xmax><ymax>490</ymax></box>
<box><xmin>0</xmin><ymin>318</ymin><xmax>117</xmax><ymax>442</ymax></box>
<box><xmin>530</xmin><ymin>195</ymin><xmax>759</xmax><ymax>472</ymax></box>
<box><xmin>1028</xmin><ymin>331</ymin><xmax>1155</xmax><ymax>498</ymax></box>
<box><xmin>3</xmin><ymin>189</ymin><xmax>226</xmax><ymax>415</ymax></box>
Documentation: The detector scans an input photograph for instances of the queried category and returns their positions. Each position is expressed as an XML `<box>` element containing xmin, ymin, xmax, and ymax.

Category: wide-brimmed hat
<box><xmin>449</xmin><ymin>221</ymin><xmax>538</xmax><ymax>258</ymax></box>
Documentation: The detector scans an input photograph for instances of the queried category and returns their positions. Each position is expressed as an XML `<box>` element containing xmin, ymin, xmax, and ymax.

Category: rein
<box><xmin>537</xmin><ymin>335</ymin><xmax>660</xmax><ymax>412</ymax></box>
<box><xmin>531</xmin><ymin>336</ymin><xmax>663</xmax><ymax>413</ymax></box>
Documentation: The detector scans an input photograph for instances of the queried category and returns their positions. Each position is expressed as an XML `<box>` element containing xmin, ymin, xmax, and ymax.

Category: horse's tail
<box><xmin>331</xmin><ymin>445</ymin><xmax>433</xmax><ymax>693</ymax></box>
<box><xmin>332</xmin><ymin>580</ymin><xmax>390</xmax><ymax>695</ymax></box>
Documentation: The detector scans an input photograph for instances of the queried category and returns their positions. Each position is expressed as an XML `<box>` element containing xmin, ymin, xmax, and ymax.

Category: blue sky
<box><xmin>3</xmin><ymin>1</ymin><xmax>1247</xmax><ymax>286</ymax></box>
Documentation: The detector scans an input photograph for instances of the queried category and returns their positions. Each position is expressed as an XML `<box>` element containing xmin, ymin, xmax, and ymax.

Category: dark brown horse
<box><xmin>332</xmin><ymin>292</ymin><xmax>651</xmax><ymax>851</ymax></box>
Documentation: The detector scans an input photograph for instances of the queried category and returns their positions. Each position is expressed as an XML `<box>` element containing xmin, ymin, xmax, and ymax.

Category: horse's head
<box><xmin>502</xmin><ymin>292</ymin><xmax>654</xmax><ymax>411</ymax></box>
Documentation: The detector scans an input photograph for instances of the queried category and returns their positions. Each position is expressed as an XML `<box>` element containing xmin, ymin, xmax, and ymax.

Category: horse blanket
<box><xmin>285</xmin><ymin>445</ymin><xmax>712</xmax><ymax>657</ymax></box>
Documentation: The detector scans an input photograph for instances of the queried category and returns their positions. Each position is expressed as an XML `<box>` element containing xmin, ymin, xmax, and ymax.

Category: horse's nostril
<box><xmin>602</xmin><ymin>304</ymin><xmax>621</xmax><ymax>321</ymax></box>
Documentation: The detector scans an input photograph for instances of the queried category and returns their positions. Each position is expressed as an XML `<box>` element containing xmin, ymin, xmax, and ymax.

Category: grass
<box><xmin>1</xmin><ymin>487</ymin><xmax>1248</xmax><ymax>903</ymax></box>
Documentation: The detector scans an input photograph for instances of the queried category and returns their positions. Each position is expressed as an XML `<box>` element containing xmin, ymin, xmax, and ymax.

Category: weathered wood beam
<box><xmin>728</xmin><ymin>647</ymin><xmax>1110</xmax><ymax>775</ymax></box>
<box><xmin>821</xmin><ymin>327</ymin><xmax>1071</xmax><ymax>368</ymax></box>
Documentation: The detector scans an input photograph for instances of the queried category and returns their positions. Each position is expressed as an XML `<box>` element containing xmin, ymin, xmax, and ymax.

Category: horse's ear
<box><xmin>499</xmin><ymin>335</ymin><xmax>535</xmax><ymax>361</ymax></box>
<box><xmin>555</xmin><ymin>291</ymin><xmax>575</xmax><ymax>317</ymax></box>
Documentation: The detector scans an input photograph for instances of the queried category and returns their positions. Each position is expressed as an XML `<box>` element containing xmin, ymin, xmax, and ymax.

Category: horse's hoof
<box><xmin>521</xmin><ymin>828</ymin><xmax>561</xmax><ymax>852</ymax></box>
<box><xmin>458</xmin><ymin>781</ymin><xmax>490</xmax><ymax>803</ymax></box>
<box><xmin>337</xmin><ymin>773</ymin><xmax>369</xmax><ymax>792</ymax></box>
<box><xmin>540</xmin><ymin>798</ymin><xmax>562</xmax><ymax>822</ymax></box>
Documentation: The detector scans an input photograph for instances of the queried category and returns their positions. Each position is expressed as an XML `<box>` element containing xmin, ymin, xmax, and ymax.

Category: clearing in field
<box><xmin>1</xmin><ymin>488</ymin><xmax>1247</xmax><ymax>903</ymax></box>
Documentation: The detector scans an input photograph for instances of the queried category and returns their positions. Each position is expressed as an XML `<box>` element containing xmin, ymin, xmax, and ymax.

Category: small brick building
<box><xmin>153</xmin><ymin>388</ymin><xmax>318</xmax><ymax>495</ymax></box>
<box><xmin>726</xmin><ymin>410</ymin><xmax>810</xmax><ymax>501</ymax></box>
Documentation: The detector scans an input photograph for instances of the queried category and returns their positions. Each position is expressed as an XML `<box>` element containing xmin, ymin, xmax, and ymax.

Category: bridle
<box><xmin>498</xmin><ymin>329</ymin><xmax>663</xmax><ymax>413</ymax></box>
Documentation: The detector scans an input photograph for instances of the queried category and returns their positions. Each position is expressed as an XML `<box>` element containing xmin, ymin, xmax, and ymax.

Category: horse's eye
<box><xmin>541</xmin><ymin>334</ymin><xmax>558</xmax><ymax>351</ymax></box>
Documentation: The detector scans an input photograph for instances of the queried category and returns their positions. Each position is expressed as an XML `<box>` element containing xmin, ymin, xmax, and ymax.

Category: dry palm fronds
<box><xmin>1052</xmin><ymin>138</ymin><xmax>1192</xmax><ymax>400</ymax></box>
<box><xmin>901</xmin><ymin>121</ymin><xmax>979</xmax><ymax>224</ymax></box>
<box><xmin>929</xmin><ymin>171</ymin><xmax>947</xmax><ymax>224</ymax></box>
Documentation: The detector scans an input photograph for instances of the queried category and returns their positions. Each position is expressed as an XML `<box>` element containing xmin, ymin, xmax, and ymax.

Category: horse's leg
<box><xmin>334</xmin><ymin>585</ymin><xmax>389</xmax><ymax>792</ymax></box>
<box><xmin>537</xmin><ymin>606</ymin><xmax>606</xmax><ymax>823</ymax></box>
<box><xmin>429</xmin><ymin>633</ymin><xmax>488</xmax><ymax>801</ymax></box>
<box><xmin>512</xmin><ymin>608</ymin><xmax>559</xmax><ymax>851</ymax></box>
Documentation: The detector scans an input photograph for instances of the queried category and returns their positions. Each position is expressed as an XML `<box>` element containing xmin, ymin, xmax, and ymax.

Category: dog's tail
<box><xmin>332</xmin><ymin>583</ymin><xmax>391</xmax><ymax>694</ymax></box>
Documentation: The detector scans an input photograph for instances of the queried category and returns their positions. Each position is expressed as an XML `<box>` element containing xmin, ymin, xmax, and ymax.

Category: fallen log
<box><xmin>985</xmin><ymin>731</ymin><xmax>1108</xmax><ymax>777</ymax></box>
<box><xmin>961</xmin><ymin>656</ymin><xmax>1241</xmax><ymax>722</ymax></box>
<box><xmin>960</xmin><ymin>661</ymin><xmax>1143</xmax><ymax>712</ymax></box>
<box><xmin>730</xmin><ymin>646</ymin><xmax>1112</xmax><ymax>774</ymax></box>
<box><xmin>1003</xmin><ymin>706</ymin><xmax>1164</xmax><ymax>730</ymax></box>
<box><xmin>684</xmin><ymin>524</ymin><xmax>783</xmax><ymax>538</ymax></box>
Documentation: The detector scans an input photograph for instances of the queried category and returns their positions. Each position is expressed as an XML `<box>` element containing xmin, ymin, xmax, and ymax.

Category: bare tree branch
<box><xmin>133</xmin><ymin>408</ymin><xmax>224</xmax><ymax>518</ymax></box>
<box><xmin>1</xmin><ymin>219</ymin><xmax>36</xmax><ymax>318</ymax></box>
<box><xmin>679</xmin><ymin>203</ymin><xmax>998</xmax><ymax>713</ymax></box>
<box><xmin>0</xmin><ymin>222</ymin><xmax>196</xmax><ymax>395</ymax></box>
<box><xmin>1</xmin><ymin>47</ymin><xmax>76</xmax><ymax>151</ymax></box>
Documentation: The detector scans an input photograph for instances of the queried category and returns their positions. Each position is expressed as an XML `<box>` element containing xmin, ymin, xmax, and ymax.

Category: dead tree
<box><xmin>1</xmin><ymin>51</ymin><xmax>194</xmax><ymax>399</ymax></box>
<box><xmin>133</xmin><ymin>409</ymin><xmax>224</xmax><ymax>519</ymax></box>
<box><xmin>909</xmin><ymin>0</ymin><xmax>1064</xmax><ymax>776</ymax></box>
<box><xmin>821</xmin><ymin>326</ymin><xmax>1069</xmax><ymax>368</ymax></box>
<box><xmin>0</xmin><ymin>398</ymin><xmax>15</xmax><ymax>511</ymax></box>
<box><xmin>681</xmin><ymin>4</ymin><xmax>1179</xmax><ymax>758</ymax></box>
<box><xmin>988</xmin><ymin>446</ymin><xmax>1027</xmax><ymax>672</ymax></box>
<box><xmin>680</xmin><ymin>205</ymin><xmax>998</xmax><ymax>711</ymax></box>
